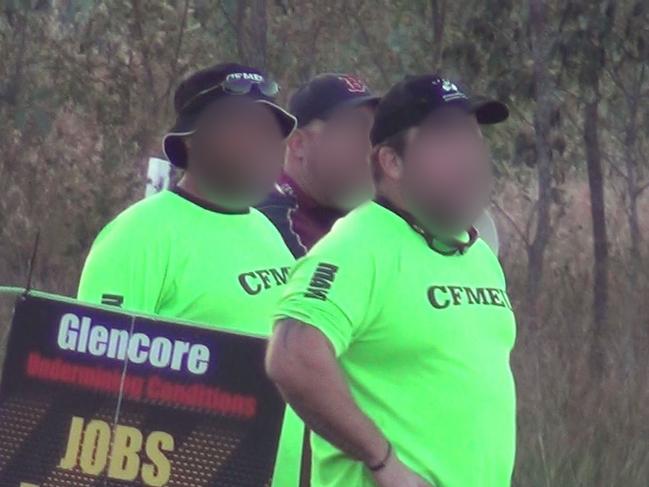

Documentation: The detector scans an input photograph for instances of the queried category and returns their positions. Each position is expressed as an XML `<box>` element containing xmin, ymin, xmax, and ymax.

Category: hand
<box><xmin>371</xmin><ymin>455</ymin><xmax>436</xmax><ymax>487</ymax></box>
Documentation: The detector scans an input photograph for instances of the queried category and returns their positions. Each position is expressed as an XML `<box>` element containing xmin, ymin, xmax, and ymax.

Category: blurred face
<box><xmin>399</xmin><ymin>106</ymin><xmax>493</xmax><ymax>233</ymax></box>
<box><xmin>301</xmin><ymin>104</ymin><xmax>375</xmax><ymax>210</ymax></box>
<box><xmin>186</xmin><ymin>97</ymin><xmax>286</xmax><ymax>207</ymax></box>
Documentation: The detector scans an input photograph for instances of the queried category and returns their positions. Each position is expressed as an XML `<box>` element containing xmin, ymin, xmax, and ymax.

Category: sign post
<box><xmin>145</xmin><ymin>157</ymin><xmax>172</xmax><ymax>198</ymax></box>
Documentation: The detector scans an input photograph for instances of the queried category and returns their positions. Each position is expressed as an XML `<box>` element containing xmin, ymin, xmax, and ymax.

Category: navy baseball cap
<box><xmin>370</xmin><ymin>74</ymin><xmax>509</xmax><ymax>146</ymax></box>
<box><xmin>163</xmin><ymin>62</ymin><xmax>297</xmax><ymax>168</ymax></box>
<box><xmin>289</xmin><ymin>73</ymin><xmax>380</xmax><ymax>127</ymax></box>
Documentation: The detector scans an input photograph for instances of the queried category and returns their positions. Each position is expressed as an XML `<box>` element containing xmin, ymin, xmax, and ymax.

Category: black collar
<box><xmin>374</xmin><ymin>196</ymin><xmax>478</xmax><ymax>255</ymax></box>
<box><xmin>172</xmin><ymin>186</ymin><xmax>250</xmax><ymax>215</ymax></box>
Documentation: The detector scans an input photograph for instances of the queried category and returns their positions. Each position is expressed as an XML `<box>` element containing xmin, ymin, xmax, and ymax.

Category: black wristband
<box><xmin>367</xmin><ymin>441</ymin><xmax>392</xmax><ymax>472</ymax></box>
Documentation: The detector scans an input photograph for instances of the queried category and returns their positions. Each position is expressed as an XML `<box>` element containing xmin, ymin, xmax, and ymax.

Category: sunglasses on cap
<box><xmin>180</xmin><ymin>76</ymin><xmax>280</xmax><ymax>113</ymax></box>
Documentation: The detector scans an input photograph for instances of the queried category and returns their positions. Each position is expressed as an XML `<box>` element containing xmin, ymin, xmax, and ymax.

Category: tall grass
<box><xmin>508</xmin><ymin>245</ymin><xmax>649</xmax><ymax>486</ymax></box>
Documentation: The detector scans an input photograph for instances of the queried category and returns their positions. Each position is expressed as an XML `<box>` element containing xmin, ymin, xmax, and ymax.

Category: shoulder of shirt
<box><xmin>340</xmin><ymin>201</ymin><xmax>405</xmax><ymax>234</ymax></box>
<box><xmin>310</xmin><ymin>201</ymin><xmax>402</xmax><ymax>255</ymax></box>
<box><xmin>471</xmin><ymin>237</ymin><xmax>507</xmax><ymax>283</ymax></box>
<box><xmin>106</xmin><ymin>192</ymin><xmax>279</xmax><ymax>230</ymax></box>
<box><xmin>95</xmin><ymin>191</ymin><xmax>176</xmax><ymax>240</ymax></box>
<box><xmin>250</xmin><ymin>206</ymin><xmax>287</xmax><ymax>228</ymax></box>
<box><xmin>249</xmin><ymin>206</ymin><xmax>297</xmax><ymax>247</ymax></box>
<box><xmin>472</xmin><ymin>236</ymin><xmax>500</xmax><ymax>261</ymax></box>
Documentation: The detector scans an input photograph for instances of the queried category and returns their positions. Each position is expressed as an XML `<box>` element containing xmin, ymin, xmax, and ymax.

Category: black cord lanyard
<box><xmin>374</xmin><ymin>196</ymin><xmax>478</xmax><ymax>255</ymax></box>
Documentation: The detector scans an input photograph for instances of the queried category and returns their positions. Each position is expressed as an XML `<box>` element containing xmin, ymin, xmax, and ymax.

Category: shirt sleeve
<box><xmin>274</xmin><ymin>229</ymin><xmax>384</xmax><ymax>356</ymax></box>
<box><xmin>77</xmin><ymin>213</ymin><xmax>169</xmax><ymax>315</ymax></box>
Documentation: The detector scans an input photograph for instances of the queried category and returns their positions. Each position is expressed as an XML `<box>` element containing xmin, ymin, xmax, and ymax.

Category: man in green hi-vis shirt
<box><xmin>78</xmin><ymin>63</ymin><xmax>304</xmax><ymax>487</ymax></box>
<box><xmin>266</xmin><ymin>74</ymin><xmax>516</xmax><ymax>487</ymax></box>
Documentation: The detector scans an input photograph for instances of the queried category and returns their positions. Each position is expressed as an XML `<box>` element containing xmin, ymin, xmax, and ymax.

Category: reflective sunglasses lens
<box><xmin>258</xmin><ymin>80</ymin><xmax>280</xmax><ymax>97</ymax></box>
<box><xmin>223</xmin><ymin>78</ymin><xmax>254</xmax><ymax>94</ymax></box>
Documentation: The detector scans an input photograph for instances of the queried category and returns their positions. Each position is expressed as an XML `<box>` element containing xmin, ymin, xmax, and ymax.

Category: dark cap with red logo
<box><xmin>289</xmin><ymin>73</ymin><xmax>380</xmax><ymax>127</ymax></box>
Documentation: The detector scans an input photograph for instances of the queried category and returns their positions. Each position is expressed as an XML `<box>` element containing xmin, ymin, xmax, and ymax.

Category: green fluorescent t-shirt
<box><xmin>77</xmin><ymin>189</ymin><xmax>304</xmax><ymax>487</ymax></box>
<box><xmin>78</xmin><ymin>189</ymin><xmax>295</xmax><ymax>335</ymax></box>
<box><xmin>274</xmin><ymin>200</ymin><xmax>517</xmax><ymax>487</ymax></box>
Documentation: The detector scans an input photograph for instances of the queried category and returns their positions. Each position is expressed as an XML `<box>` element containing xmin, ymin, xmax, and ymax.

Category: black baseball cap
<box><xmin>289</xmin><ymin>73</ymin><xmax>380</xmax><ymax>127</ymax></box>
<box><xmin>370</xmin><ymin>74</ymin><xmax>509</xmax><ymax>146</ymax></box>
<box><xmin>163</xmin><ymin>62</ymin><xmax>297</xmax><ymax>168</ymax></box>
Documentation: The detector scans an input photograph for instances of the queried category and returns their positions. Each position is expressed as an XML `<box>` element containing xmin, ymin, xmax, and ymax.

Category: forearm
<box><xmin>283</xmin><ymin>371</ymin><xmax>388</xmax><ymax>465</ymax></box>
<box><xmin>267</xmin><ymin>319</ymin><xmax>389</xmax><ymax>466</ymax></box>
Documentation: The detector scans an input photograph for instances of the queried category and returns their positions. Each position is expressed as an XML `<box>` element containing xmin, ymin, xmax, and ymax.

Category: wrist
<box><xmin>366</xmin><ymin>440</ymin><xmax>393</xmax><ymax>472</ymax></box>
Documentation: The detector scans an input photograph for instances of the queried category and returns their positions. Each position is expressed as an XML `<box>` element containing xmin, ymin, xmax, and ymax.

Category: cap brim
<box><xmin>163</xmin><ymin>130</ymin><xmax>195</xmax><ymax>168</ymax></box>
<box><xmin>162</xmin><ymin>112</ymin><xmax>197</xmax><ymax>168</ymax></box>
<box><xmin>255</xmin><ymin>99</ymin><xmax>298</xmax><ymax>138</ymax></box>
<box><xmin>344</xmin><ymin>94</ymin><xmax>382</xmax><ymax>109</ymax></box>
<box><xmin>470</xmin><ymin>98</ymin><xmax>509</xmax><ymax>125</ymax></box>
<box><xmin>315</xmin><ymin>95</ymin><xmax>381</xmax><ymax>127</ymax></box>
<box><xmin>163</xmin><ymin>100</ymin><xmax>296</xmax><ymax>168</ymax></box>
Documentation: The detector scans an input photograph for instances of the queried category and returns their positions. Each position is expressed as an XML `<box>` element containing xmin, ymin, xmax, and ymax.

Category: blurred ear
<box><xmin>377</xmin><ymin>145</ymin><xmax>403</xmax><ymax>181</ymax></box>
<box><xmin>286</xmin><ymin>129</ymin><xmax>306</xmax><ymax>159</ymax></box>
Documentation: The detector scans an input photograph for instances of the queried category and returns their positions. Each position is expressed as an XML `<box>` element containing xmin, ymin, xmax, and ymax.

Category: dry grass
<box><xmin>509</xmin><ymin>255</ymin><xmax>649</xmax><ymax>486</ymax></box>
<box><xmin>498</xmin><ymin>176</ymin><xmax>649</xmax><ymax>486</ymax></box>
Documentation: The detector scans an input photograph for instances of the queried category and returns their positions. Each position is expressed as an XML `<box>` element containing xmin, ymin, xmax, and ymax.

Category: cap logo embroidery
<box><xmin>338</xmin><ymin>74</ymin><xmax>368</xmax><ymax>93</ymax></box>
<box><xmin>226</xmin><ymin>72</ymin><xmax>265</xmax><ymax>82</ymax></box>
<box><xmin>434</xmin><ymin>78</ymin><xmax>468</xmax><ymax>102</ymax></box>
<box><xmin>441</xmin><ymin>79</ymin><xmax>459</xmax><ymax>92</ymax></box>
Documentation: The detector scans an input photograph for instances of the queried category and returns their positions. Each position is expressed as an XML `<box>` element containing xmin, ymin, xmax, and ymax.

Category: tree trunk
<box><xmin>250</xmin><ymin>0</ymin><xmax>268</xmax><ymax>70</ymax></box>
<box><xmin>624</xmin><ymin>88</ymin><xmax>642</xmax><ymax>269</ymax></box>
<box><xmin>235</xmin><ymin>0</ymin><xmax>247</xmax><ymax>63</ymax></box>
<box><xmin>0</xmin><ymin>10</ymin><xmax>29</xmax><ymax>232</ymax></box>
<box><xmin>430</xmin><ymin>0</ymin><xmax>447</xmax><ymax>70</ymax></box>
<box><xmin>526</xmin><ymin>0</ymin><xmax>554</xmax><ymax>322</ymax></box>
<box><xmin>583</xmin><ymin>95</ymin><xmax>609</xmax><ymax>379</ymax></box>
